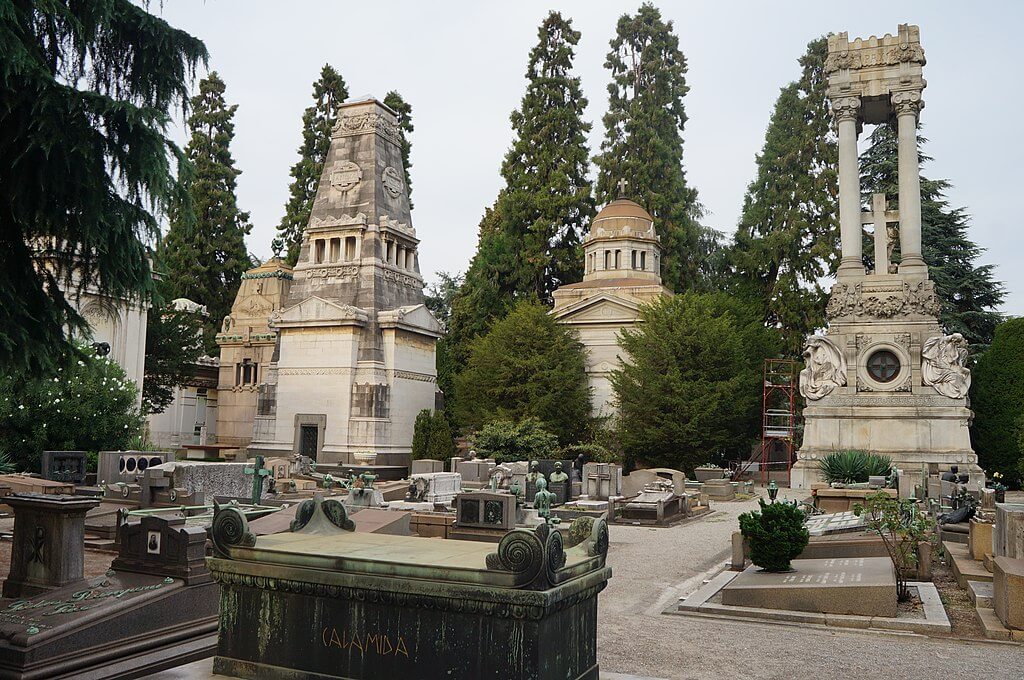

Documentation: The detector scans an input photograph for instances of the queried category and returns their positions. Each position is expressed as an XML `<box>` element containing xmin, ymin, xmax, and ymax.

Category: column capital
<box><xmin>830</xmin><ymin>96</ymin><xmax>861</xmax><ymax>122</ymax></box>
<box><xmin>891</xmin><ymin>89</ymin><xmax>923</xmax><ymax>117</ymax></box>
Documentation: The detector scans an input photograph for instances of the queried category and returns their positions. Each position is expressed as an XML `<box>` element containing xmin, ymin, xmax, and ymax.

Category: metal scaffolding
<box><xmin>735</xmin><ymin>359</ymin><xmax>798</xmax><ymax>485</ymax></box>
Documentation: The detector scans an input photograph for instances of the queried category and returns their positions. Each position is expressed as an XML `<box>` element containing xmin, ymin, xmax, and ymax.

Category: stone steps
<box><xmin>975</xmin><ymin>606</ymin><xmax>1024</xmax><ymax>641</ymax></box>
<box><xmin>968</xmin><ymin>580</ymin><xmax>993</xmax><ymax>608</ymax></box>
<box><xmin>945</xmin><ymin>541</ymin><xmax>992</xmax><ymax>589</ymax></box>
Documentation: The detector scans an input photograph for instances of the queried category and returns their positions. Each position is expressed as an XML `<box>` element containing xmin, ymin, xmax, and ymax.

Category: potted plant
<box><xmin>990</xmin><ymin>471</ymin><xmax>1007</xmax><ymax>503</ymax></box>
<box><xmin>738</xmin><ymin>499</ymin><xmax>809</xmax><ymax>572</ymax></box>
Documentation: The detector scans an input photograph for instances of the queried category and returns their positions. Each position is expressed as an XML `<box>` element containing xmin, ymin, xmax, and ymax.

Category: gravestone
<box><xmin>804</xmin><ymin>511</ymin><xmax>868</xmax><ymax>537</ymax></box>
<box><xmin>208</xmin><ymin>496</ymin><xmax>611</xmax><ymax>680</ymax></box>
<box><xmin>97</xmin><ymin>450</ymin><xmax>167</xmax><ymax>485</ymax></box>
<box><xmin>622</xmin><ymin>486</ymin><xmax>686</xmax><ymax>524</ymax></box>
<box><xmin>703</xmin><ymin>478</ymin><xmax>735</xmax><ymax>501</ymax></box>
<box><xmin>456</xmin><ymin>459</ymin><xmax>495</xmax><ymax>484</ymax></box>
<box><xmin>406</xmin><ymin>471</ymin><xmax>461</xmax><ymax>505</ymax></box>
<box><xmin>142</xmin><ymin>461</ymin><xmax>264</xmax><ymax>506</ymax></box>
<box><xmin>455</xmin><ymin>491</ymin><xmax>516</xmax><ymax>531</ymax></box>
<box><xmin>993</xmin><ymin>556</ymin><xmax>1024</xmax><ymax>631</ymax></box>
<box><xmin>41</xmin><ymin>451</ymin><xmax>87</xmax><ymax>485</ymax></box>
<box><xmin>994</xmin><ymin>503</ymin><xmax>1024</xmax><ymax>560</ymax></box>
<box><xmin>2</xmin><ymin>493</ymin><xmax>100</xmax><ymax>598</ymax></box>
<box><xmin>411</xmin><ymin>459</ymin><xmax>444</xmax><ymax>475</ymax></box>
<box><xmin>582</xmin><ymin>463</ymin><xmax>622</xmax><ymax>500</ymax></box>
<box><xmin>721</xmin><ymin>557</ymin><xmax>897</xmax><ymax>617</ymax></box>
<box><xmin>0</xmin><ymin>514</ymin><xmax>218</xmax><ymax>679</ymax></box>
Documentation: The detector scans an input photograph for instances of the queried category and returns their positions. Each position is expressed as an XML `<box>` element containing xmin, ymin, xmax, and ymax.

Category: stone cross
<box><xmin>860</xmin><ymin>193</ymin><xmax>900</xmax><ymax>275</ymax></box>
<box><xmin>617</xmin><ymin>178</ymin><xmax>629</xmax><ymax>197</ymax></box>
<box><xmin>244</xmin><ymin>456</ymin><xmax>270</xmax><ymax>505</ymax></box>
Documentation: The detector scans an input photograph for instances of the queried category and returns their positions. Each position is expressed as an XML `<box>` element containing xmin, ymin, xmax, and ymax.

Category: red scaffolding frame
<box><xmin>735</xmin><ymin>359</ymin><xmax>798</xmax><ymax>486</ymax></box>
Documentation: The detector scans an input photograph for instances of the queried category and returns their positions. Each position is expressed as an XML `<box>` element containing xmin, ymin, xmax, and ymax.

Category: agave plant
<box><xmin>819</xmin><ymin>450</ymin><xmax>893</xmax><ymax>484</ymax></box>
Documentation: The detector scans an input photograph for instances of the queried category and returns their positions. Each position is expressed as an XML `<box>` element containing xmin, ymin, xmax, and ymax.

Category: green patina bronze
<box><xmin>243</xmin><ymin>456</ymin><xmax>271</xmax><ymax>506</ymax></box>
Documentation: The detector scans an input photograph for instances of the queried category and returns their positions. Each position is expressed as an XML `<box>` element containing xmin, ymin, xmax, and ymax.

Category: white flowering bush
<box><xmin>0</xmin><ymin>344</ymin><xmax>143</xmax><ymax>472</ymax></box>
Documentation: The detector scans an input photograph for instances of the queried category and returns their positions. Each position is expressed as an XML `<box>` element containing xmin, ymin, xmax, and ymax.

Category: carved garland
<box><xmin>824</xmin><ymin>43</ymin><xmax>925</xmax><ymax>74</ymax></box>
<box><xmin>826</xmin><ymin>281</ymin><xmax>940</xmax><ymax>319</ymax></box>
<box><xmin>332</xmin><ymin>112</ymin><xmax>400</xmax><ymax>144</ymax></box>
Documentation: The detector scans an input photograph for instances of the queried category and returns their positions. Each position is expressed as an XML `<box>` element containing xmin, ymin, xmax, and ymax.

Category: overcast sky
<box><xmin>155</xmin><ymin>2</ymin><xmax>1023</xmax><ymax>315</ymax></box>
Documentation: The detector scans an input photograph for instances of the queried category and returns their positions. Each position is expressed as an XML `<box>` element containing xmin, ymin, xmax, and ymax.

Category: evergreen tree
<box><xmin>971</xmin><ymin>318</ymin><xmax>1024</xmax><ymax>484</ymax></box>
<box><xmin>383</xmin><ymin>91</ymin><xmax>414</xmax><ymax>208</ymax></box>
<box><xmin>162</xmin><ymin>72</ymin><xmax>252</xmax><ymax>353</ymax></box>
<box><xmin>730</xmin><ymin>37</ymin><xmax>838</xmax><ymax>357</ymax></box>
<box><xmin>142</xmin><ymin>298</ymin><xmax>204</xmax><ymax>415</ymax></box>
<box><xmin>859</xmin><ymin>124</ymin><xmax>1004</xmax><ymax>352</ymax></box>
<box><xmin>455</xmin><ymin>300</ymin><xmax>591</xmax><ymax>445</ymax></box>
<box><xmin>274</xmin><ymin>65</ymin><xmax>348</xmax><ymax>264</ymax></box>
<box><xmin>0</xmin><ymin>1</ymin><xmax>206</xmax><ymax>375</ymax></box>
<box><xmin>594</xmin><ymin>3</ymin><xmax>701</xmax><ymax>291</ymax></box>
<box><xmin>499</xmin><ymin>10</ymin><xmax>595</xmax><ymax>301</ymax></box>
<box><xmin>612</xmin><ymin>293</ymin><xmax>781</xmax><ymax>473</ymax></box>
<box><xmin>445</xmin><ymin>12</ymin><xmax>594</xmax><ymax>417</ymax></box>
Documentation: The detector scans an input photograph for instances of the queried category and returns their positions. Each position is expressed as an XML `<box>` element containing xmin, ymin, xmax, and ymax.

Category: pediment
<box><xmin>378</xmin><ymin>304</ymin><xmax>443</xmax><ymax>337</ymax></box>
<box><xmin>271</xmin><ymin>296</ymin><xmax>368</xmax><ymax>328</ymax></box>
<box><xmin>551</xmin><ymin>294</ymin><xmax>641</xmax><ymax>324</ymax></box>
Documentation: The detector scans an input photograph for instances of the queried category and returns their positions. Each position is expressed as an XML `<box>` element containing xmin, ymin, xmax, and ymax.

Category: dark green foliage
<box><xmin>141</xmin><ymin>299</ymin><xmax>204</xmax><ymax>414</ymax></box>
<box><xmin>161</xmin><ymin>73</ymin><xmax>252</xmax><ymax>353</ymax></box>
<box><xmin>859</xmin><ymin>124</ymin><xmax>1004</xmax><ymax>353</ymax></box>
<box><xmin>455</xmin><ymin>300</ymin><xmax>591</xmax><ymax>444</ymax></box>
<box><xmin>472</xmin><ymin>418</ymin><xmax>559</xmax><ymax>464</ymax></box>
<box><xmin>594</xmin><ymin>3</ymin><xmax>701</xmax><ymax>291</ymax></box>
<box><xmin>730</xmin><ymin>38</ymin><xmax>838</xmax><ymax>357</ymax></box>
<box><xmin>274</xmin><ymin>64</ymin><xmax>348</xmax><ymax>265</ymax></box>
<box><xmin>558</xmin><ymin>443</ymin><xmax>620</xmax><ymax>465</ymax></box>
<box><xmin>612</xmin><ymin>293</ymin><xmax>781</xmax><ymax>472</ymax></box>
<box><xmin>0</xmin><ymin>1</ymin><xmax>206</xmax><ymax>375</ymax></box>
<box><xmin>383</xmin><ymin>91</ymin><xmax>414</xmax><ymax>209</ymax></box>
<box><xmin>971</xmin><ymin>318</ymin><xmax>1024</xmax><ymax>485</ymax></box>
<box><xmin>739</xmin><ymin>499</ymin><xmax>810</xmax><ymax>572</ymax></box>
<box><xmin>411</xmin><ymin>409</ymin><xmax>455</xmax><ymax>460</ymax></box>
<box><xmin>0</xmin><ymin>344</ymin><xmax>143</xmax><ymax>472</ymax></box>
<box><xmin>446</xmin><ymin>11</ymin><xmax>594</xmax><ymax>393</ymax></box>
<box><xmin>818</xmin><ymin>450</ymin><xmax>893</xmax><ymax>484</ymax></box>
<box><xmin>425</xmin><ymin>272</ymin><xmax>463</xmax><ymax>418</ymax></box>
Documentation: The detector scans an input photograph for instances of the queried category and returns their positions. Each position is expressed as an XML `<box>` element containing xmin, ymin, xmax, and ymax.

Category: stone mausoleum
<box><xmin>248</xmin><ymin>97</ymin><xmax>442</xmax><ymax>466</ymax></box>
<box><xmin>792</xmin><ymin>25</ymin><xmax>979</xmax><ymax>488</ymax></box>
<box><xmin>552</xmin><ymin>192</ymin><xmax>671</xmax><ymax>417</ymax></box>
<box><xmin>215</xmin><ymin>257</ymin><xmax>293</xmax><ymax>449</ymax></box>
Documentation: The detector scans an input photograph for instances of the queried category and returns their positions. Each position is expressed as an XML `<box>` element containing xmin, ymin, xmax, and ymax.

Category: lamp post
<box><xmin>767</xmin><ymin>480</ymin><xmax>779</xmax><ymax>503</ymax></box>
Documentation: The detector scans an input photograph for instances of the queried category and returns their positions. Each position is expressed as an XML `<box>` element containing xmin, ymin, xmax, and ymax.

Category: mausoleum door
<box><xmin>300</xmin><ymin>425</ymin><xmax>319</xmax><ymax>460</ymax></box>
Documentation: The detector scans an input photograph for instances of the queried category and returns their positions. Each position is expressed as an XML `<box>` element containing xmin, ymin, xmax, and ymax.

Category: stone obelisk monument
<box><xmin>791</xmin><ymin>25</ymin><xmax>980</xmax><ymax>489</ymax></box>
<box><xmin>249</xmin><ymin>97</ymin><xmax>442</xmax><ymax>466</ymax></box>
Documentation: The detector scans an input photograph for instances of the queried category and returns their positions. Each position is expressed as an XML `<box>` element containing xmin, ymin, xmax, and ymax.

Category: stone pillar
<box><xmin>892</xmin><ymin>89</ymin><xmax>927</xmax><ymax>276</ymax></box>
<box><xmin>2</xmin><ymin>493</ymin><xmax>100</xmax><ymax>598</ymax></box>
<box><xmin>833</xmin><ymin>96</ymin><xmax>863</xmax><ymax>278</ymax></box>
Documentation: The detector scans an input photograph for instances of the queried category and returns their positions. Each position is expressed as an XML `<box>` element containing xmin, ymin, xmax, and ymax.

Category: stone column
<box><xmin>2</xmin><ymin>493</ymin><xmax>100</xmax><ymax>598</ymax></box>
<box><xmin>832</xmin><ymin>96</ymin><xmax>863</xmax><ymax>278</ymax></box>
<box><xmin>892</xmin><ymin>90</ymin><xmax>927</xmax><ymax>275</ymax></box>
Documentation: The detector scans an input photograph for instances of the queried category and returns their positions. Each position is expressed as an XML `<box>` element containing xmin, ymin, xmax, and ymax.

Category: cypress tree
<box><xmin>383</xmin><ymin>91</ymin><xmax>414</xmax><ymax>209</ymax></box>
<box><xmin>970</xmin><ymin>318</ymin><xmax>1024</xmax><ymax>484</ymax></box>
<box><xmin>446</xmin><ymin>11</ymin><xmax>594</xmax><ymax>419</ymax></box>
<box><xmin>274</xmin><ymin>65</ymin><xmax>348</xmax><ymax>264</ymax></box>
<box><xmin>162</xmin><ymin>72</ymin><xmax>252</xmax><ymax>353</ymax></box>
<box><xmin>730</xmin><ymin>37</ymin><xmax>838</xmax><ymax>357</ymax></box>
<box><xmin>594</xmin><ymin>3</ymin><xmax>701</xmax><ymax>291</ymax></box>
<box><xmin>0</xmin><ymin>1</ymin><xmax>206</xmax><ymax>375</ymax></box>
<box><xmin>859</xmin><ymin>124</ymin><xmax>1004</xmax><ymax>352</ymax></box>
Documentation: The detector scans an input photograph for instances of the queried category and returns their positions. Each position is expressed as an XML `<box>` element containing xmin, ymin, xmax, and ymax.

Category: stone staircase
<box><xmin>947</xmin><ymin>540</ymin><xmax>1023</xmax><ymax>642</ymax></box>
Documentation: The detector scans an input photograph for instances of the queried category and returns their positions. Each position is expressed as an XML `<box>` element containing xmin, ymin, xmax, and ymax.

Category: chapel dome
<box><xmin>593</xmin><ymin>198</ymin><xmax>653</xmax><ymax>223</ymax></box>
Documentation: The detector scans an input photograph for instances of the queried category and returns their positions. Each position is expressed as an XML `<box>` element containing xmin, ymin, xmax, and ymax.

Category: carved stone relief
<box><xmin>921</xmin><ymin>333</ymin><xmax>971</xmax><ymax>399</ymax></box>
<box><xmin>329</xmin><ymin>161</ymin><xmax>362</xmax><ymax>197</ymax></box>
<box><xmin>826</xmin><ymin>281</ymin><xmax>941</xmax><ymax>319</ymax></box>
<box><xmin>382</xmin><ymin>167</ymin><xmax>404</xmax><ymax>198</ymax></box>
<box><xmin>799</xmin><ymin>336</ymin><xmax>847</xmax><ymax>401</ymax></box>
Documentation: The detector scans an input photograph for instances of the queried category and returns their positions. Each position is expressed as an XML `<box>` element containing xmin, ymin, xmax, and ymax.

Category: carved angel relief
<box><xmin>922</xmin><ymin>333</ymin><xmax>971</xmax><ymax>399</ymax></box>
<box><xmin>799</xmin><ymin>336</ymin><xmax>848</xmax><ymax>401</ymax></box>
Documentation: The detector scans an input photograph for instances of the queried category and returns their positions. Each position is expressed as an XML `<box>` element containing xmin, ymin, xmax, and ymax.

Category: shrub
<box><xmin>738</xmin><ymin>499</ymin><xmax>809</xmax><ymax>572</ymax></box>
<box><xmin>854</xmin><ymin>492</ymin><xmax>935</xmax><ymax>602</ymax></box>
<box><xmin>819</xmin><ymin>450</ymin><xmax>893</xmax><ymax>484</ymax></box>
<box><xmin>0</xmin><ymin>344</ymin><xmax>143</xmax><ymax>472</ymax></box>
<box><xmin>971</xmin><ymin>317</ymin><xmax>1024</xmax><ymax>485</ymax></box>
<box><xmin>411</xmin><ymin>409</ymin><xmax>455</xmax><ymax>460</ymax></box>
<box><xmin>472</xmin><ymin>418</ymin><xmax>558</xmax><ymax>464</ymax></box>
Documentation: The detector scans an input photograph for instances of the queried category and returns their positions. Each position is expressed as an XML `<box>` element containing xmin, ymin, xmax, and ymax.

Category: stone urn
<box><xmin>352</xmin><ymin>451</ymin><xmax>377</xmax><ymax>466</ymax></box>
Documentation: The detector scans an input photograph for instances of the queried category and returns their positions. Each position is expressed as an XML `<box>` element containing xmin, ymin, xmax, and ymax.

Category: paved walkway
<box><xmin>597</xmin><ymin>488</ymin><xmax>1024</xmax><ymax>680</ymax></box>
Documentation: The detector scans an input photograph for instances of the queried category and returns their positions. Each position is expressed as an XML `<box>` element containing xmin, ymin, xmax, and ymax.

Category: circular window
<box><xmin>867</xmin><ymin>350</ymin><xmax>901</xmax><ymax>383</ymax></box>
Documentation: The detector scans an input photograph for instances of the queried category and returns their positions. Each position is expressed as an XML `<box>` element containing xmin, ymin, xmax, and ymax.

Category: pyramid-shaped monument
<box><xmin>250</xmin><ymin>97</ymin><xmax>441</xmax><ymax>465</ymax></box>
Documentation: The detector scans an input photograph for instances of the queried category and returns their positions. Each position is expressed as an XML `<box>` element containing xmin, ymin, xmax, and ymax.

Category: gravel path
<box><xmin>597</xmin><ymin>488</ymin><xmax>1024</xmax><ymax>680</ymax></box>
